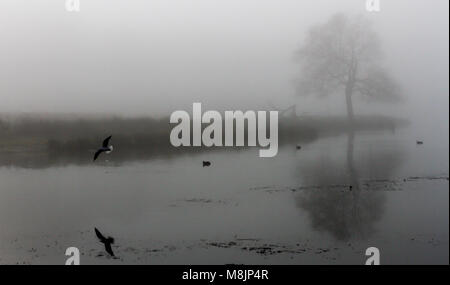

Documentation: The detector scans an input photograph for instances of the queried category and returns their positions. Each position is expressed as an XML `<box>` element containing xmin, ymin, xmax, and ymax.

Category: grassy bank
<box><xmin>0</xmin><ymin>114</ymin><xmax>408</xmax><ymax>156</ymax></box>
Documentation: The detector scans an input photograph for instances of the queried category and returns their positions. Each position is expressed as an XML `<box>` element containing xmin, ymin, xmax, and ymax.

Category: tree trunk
<box><xmin>346</xmin><ymin>56</ymin><xmax>357</xmax><ymax>125</ymax></box>
<box><xmin>345</xmin><ymin>83</ymin><xmax>355</xmax><ymax>124</ymax></box>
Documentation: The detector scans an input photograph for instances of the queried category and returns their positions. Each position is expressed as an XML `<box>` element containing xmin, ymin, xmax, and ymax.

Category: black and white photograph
<box><xmin>0</xmin><ymin>0</ymin><xmax>448</xmax><ymax>275</ymax></box>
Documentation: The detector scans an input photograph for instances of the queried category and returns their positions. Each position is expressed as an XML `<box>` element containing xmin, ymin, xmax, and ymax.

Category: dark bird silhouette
<box><xmin>93</xmin><ymin>135</ymin><xmax>113</xmax><ymax>161</ymax></box>
<box><xmin>202</xmin><ymin>161</ymin><xmax>211</xmax><ymax>167</ymax></box>
<box><xmin>296</xmin><ymin>145</ymin><xmax>302</xmax><ymax>150</ymax></box>
<box><xmin>416</xmin><ymin>141</ymin><xmax>424</xmax><ymax>145</ymax></box>
<box><xmin>94</xmin><ymin>227</ymin><xmax>115</xmax><ymax>257</ymax></box>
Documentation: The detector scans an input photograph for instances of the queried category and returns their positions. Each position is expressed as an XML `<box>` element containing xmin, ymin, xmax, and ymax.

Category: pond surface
<box><xmin>0</xmin><ymin>128</ymin><xmax>448</xmax><ymax>264</ymax></box>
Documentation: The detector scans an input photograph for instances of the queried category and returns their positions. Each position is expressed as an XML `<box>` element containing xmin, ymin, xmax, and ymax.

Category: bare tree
<box><xmin>295</xmin><ymin>14</ymin><xmax>401</xmax><ymax>122</ymax></box>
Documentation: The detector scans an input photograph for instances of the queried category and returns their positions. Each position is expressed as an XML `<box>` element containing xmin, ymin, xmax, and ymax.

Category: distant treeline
<box><xmin>295</xmin><ymin>115</ymin><xmax>409</xmax><ymax>135</ymax></box>
<box><xmin>0</xmin><ymin>114</ymin><xmax>408</xmax><ymax>155</ymax></box>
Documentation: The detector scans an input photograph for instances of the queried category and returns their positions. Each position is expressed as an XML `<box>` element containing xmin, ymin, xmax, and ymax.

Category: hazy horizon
<box><xmin>0</xmin><ymin>2</ymin><xmax>446</xmax><ymax>106</ymax></box>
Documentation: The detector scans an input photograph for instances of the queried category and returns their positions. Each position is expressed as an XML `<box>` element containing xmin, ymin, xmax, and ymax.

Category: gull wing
<box><xmin>105</xmin><ymin>242</ymin><xmax>115</xmax><ymax>257</ymax></box>
<box><xmin>102</xmin><ymin>136</ymin><xmax>112</xmax><ymax>148</ymax></box>
<box><xmin>93</xmin><ymin>149</ymin><xmax>104</xmax><ymax>161</ymax></box>
<box><xmin>95</xmin><ymin>228</ymin><xmax>106</xmax><ymax>242</ymax></box>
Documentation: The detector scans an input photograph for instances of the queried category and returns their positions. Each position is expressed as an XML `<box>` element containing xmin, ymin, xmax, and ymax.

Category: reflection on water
<box><xmin>0</xmin><ymin>128</ymin><xmax>448</xmax><ymax>264</ymax></box>
<box><xmin>295</xmin><ymin>130</ymin><xmax>405</xmax><ymax>241</ymax></box>
<box><xmin>0</xmin><ymin>147</ymin><xmax>186</xmax><ymax>169</ymax></box>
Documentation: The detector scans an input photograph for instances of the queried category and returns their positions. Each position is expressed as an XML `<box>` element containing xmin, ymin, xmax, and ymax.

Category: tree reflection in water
<box><xmin>296</xmin><ymin>131</ymin><xmax>405</xmax><ymax>241</ymax></box>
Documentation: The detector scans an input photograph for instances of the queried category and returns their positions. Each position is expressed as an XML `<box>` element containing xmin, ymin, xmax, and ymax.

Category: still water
<box><xmin>0</xmin><ymin>128</ymin><xmax>448</xmax><ymax>264</ymax></box>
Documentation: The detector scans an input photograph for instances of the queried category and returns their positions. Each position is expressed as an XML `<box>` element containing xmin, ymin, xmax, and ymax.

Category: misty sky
<box><xmin>0</xmin><ymin>0</ymin><xmax>448</xmax><ymax>139</ymax></box>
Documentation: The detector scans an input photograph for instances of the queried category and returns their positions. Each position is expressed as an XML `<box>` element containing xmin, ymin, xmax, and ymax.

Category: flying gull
<box><xmin>94</xmin><ymin>227</ymin><xmax>115</xmax><ymax>257</ymax></box>
<box><xmin>93</xmin><ymin>135</ymin><xmax>113</xmax><ymax>161</ymax></box>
